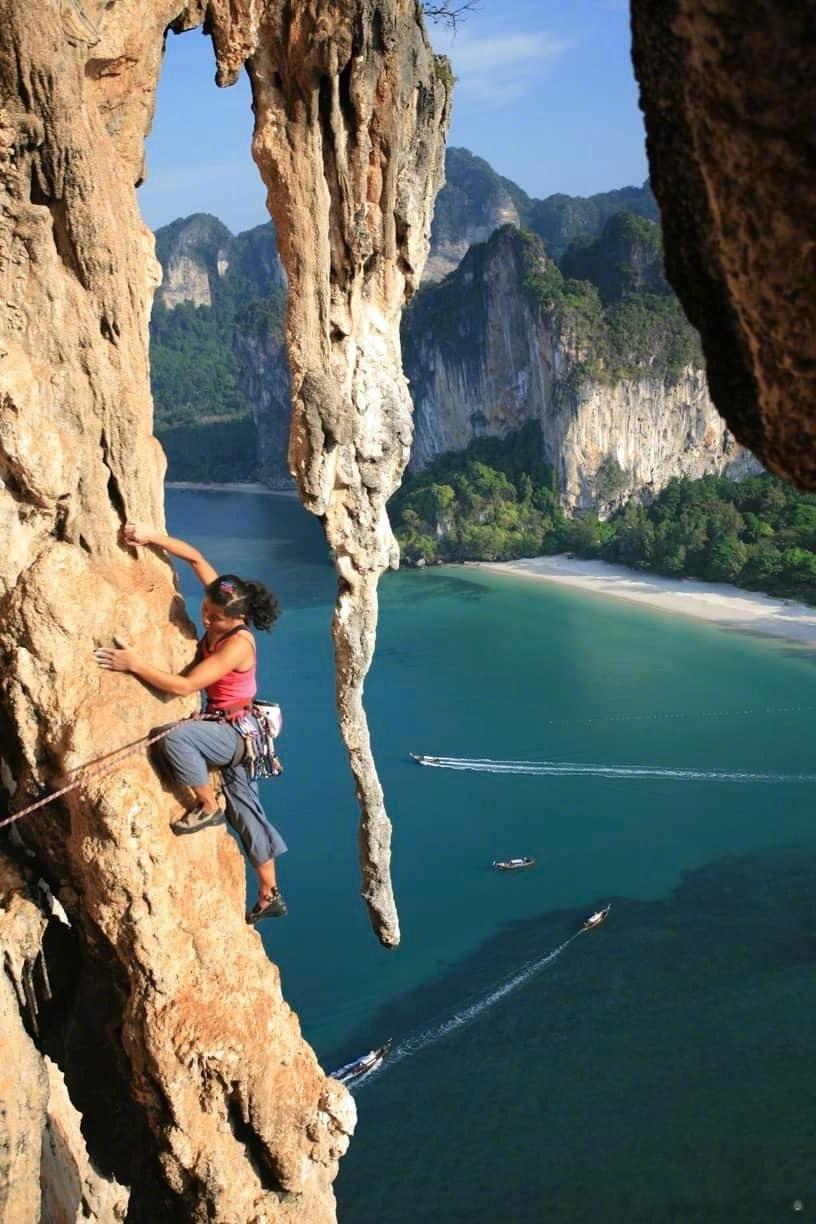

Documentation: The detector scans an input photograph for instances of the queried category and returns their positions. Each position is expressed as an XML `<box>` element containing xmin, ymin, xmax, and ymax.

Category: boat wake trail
<box><xmin>356</xmin><ymin>933</ymin><xmax>581</xmax><ymax>1088</ymax></box>
<box><xmin>420</xmin><ymin>756</ymin><xmax>816</xmax><ymax>784</ymax></box>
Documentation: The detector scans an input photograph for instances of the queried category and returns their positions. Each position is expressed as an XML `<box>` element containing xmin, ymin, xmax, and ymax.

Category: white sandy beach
<box><xmin>471</xmin><ymin>555</ymin><xmax>816</xmax><ymax>648</ymax></box>
<box><xmin>165</xmin><ymin>481</ymin><xmax>297</xmax><ymax>496</ymax></box>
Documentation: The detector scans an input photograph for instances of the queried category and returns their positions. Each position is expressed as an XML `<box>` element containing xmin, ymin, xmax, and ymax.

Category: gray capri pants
<box><xmin>160</xmin><ymin>717</ymin><xmax>287</xmax><ymax>868</ymax></box>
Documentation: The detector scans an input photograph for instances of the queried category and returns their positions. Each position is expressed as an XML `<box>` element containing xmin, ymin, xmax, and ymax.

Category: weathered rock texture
<box><xmin>0</xmin><ymin>858</ymin><xmax>51</xmax><ymax>1224</ymax></box>
<box><xmin>0</xmin><ymin>855</ymin><xmax>130</xmax><ymax>1222</ymax></box>
<box><xmin>247</xmin><ymin>4</ymin><xmax>450</xmax><ymax>942</ymax></box>
<box><xmin>41</xmin><ymin>1052</ymin><xmax>131</xmax><ymax>1223</ymax></box>
<box><xmin>631</xmin><ymin>0</ymin><xmax>816</xmax><ymax>488</ymax></box>
<box><xmin>0</xmin><ymin>0</ymin><xmax>448</xmax><ymax>1219</ymax></box>
<box><xmin>405</xmin><ymin>227</ymin><xmax>757</xmax><ymax>512</ymax></box>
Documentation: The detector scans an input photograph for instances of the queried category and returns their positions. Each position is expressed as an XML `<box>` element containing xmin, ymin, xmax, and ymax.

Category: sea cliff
<box><xmin>404</xmin><ymin>225</ymin><xmax>758</xmax><ymax>513</ymax></box>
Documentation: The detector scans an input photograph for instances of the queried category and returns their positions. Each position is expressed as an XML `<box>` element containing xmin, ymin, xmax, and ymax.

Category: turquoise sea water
<box><xmin>167</xmin><ymin>489</ymin><xmax>816</xmax><ymax>1223</ymax></box>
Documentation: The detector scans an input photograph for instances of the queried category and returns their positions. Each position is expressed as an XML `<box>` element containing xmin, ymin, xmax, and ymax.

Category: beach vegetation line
<box><xmin>389</xmin><ymin>424</ymin><xmax>816</xmax><ymax>605</ymax></box>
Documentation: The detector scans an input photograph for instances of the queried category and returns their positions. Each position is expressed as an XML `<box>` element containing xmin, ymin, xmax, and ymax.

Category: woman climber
<box><xmin>94</xmin><ymin>522</ymin><xmax>288</xmax><ymax>923</ymax></box>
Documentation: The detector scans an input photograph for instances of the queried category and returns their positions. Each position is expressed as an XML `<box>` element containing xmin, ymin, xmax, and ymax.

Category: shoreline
<box><xmin>466</xmin><ymin>555</ymin><xmax>816</xmax><ymax>648</ymax></box>
<box><xmin>165</xmin><ymin>481</ymin><xmax>297</xmax><ymax>497</ymax></box>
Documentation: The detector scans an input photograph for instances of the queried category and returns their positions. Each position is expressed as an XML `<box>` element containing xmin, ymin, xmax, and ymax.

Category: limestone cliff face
<box><xmin>0</xmin><ymin>0</ymin><xmax>449</xmax><ymax>1219</ymax></box>
<box><xmin>150</xmin><ymin>158</ymin><xmax>660</xmax><ymax>488</ymax></box>
<box><xmin>153</xmin><ymin>214</ymin><xmax>291</xmax><ymax>486</ymax></box>
<box><xmin>155</xmin><ymin>213</ymin><xmax>286</xmax><ymax>312</ymax></box>
<box><xmin>1</xmin><ymin>856</ymin><xmax>130</xmax><ymax>1222</ymax></box>
<box><xmin>551</xmin><ymin>372</ymin><xmax>756</xmax><ymax>512</ymax></box>
<box><xmin>155</xmin><ymin>214</ymin><xmax>233</xmax><ymax>308</ymax></box>
<box><xmin>425</xmin><ymin>148</ymin><xmax>526</xmax><ymax>283</ymax></box>
<box><xmin>405</xmin><ymin>227</ymin><xmax>756</xmax><ymax>512</ymax></box>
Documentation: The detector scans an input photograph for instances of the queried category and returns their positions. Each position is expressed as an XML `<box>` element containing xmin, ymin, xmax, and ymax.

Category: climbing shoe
<box><xmin>171</xmin><ymin>805</ymin><xmax>226</xmax><ymax>835</ymax></box>
<box><xmin>246</xmin><ymin>888</ymin><xmax>288</xmax><ymax>923</ymax></box>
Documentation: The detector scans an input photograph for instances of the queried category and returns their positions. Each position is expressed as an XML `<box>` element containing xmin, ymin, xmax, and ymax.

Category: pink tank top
<box><xmin>200</xmin><ymin>625</ymin><xmax>257</xmax><ymax>711</ymax></box>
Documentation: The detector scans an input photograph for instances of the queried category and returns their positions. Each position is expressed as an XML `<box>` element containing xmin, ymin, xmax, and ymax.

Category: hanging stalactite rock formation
<box><xmin>246</xmin><ymin>3</ymin><xmax>451</xmax><ymax>946</ymax></box>
<box><xmin>0</xmin><ymin>1</ymin><xmax>449</xmax><ymax>1219</ymax></box>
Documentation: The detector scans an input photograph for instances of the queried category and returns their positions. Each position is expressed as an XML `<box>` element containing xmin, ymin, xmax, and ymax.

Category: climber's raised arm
<box><xmin>124</xmin><ymin>521</ymin><xmax>218</xmax><ymax>588</ymax></box>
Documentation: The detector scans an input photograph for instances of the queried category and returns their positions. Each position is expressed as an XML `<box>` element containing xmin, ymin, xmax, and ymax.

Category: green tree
<box><xmin>411</xmin><ymin>482</ymin><xmax>456</xmax><ymax>527</ymax></box>
<box><xmin>705</xmin><ymin>536</ymin><xmax>748</xmax><ymax>582</ymax></box>
<box><xmin>781</xmin><ymin>547</ymin><xmax>816</xmax><ymax>592</ymax></box>
<box><xmin>565</xmin><ymin>514</ymin><xmax>606</xmax><ymax>558</ymax></box>
<box><xmin>742</xmin><ymin>542</ymin><xmax>784</xmax><ymax>588</ymax></box>
<box><xmin>604</xmin><ymin>503</ymin><xmax>655</xmax><ymax>568</ymax></box>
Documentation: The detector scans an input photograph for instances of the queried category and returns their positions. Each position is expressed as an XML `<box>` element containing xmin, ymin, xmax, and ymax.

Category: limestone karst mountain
<box><xmin>150</xmin><ymin>213</ymin><xmax>287</xmax><ymax>484</ymax></box>
<box><xmin>155</xmin><ymin>213</ymin><xmax>285</xmax><ymax>311</ymax></box>
<box><xmin>403</xmin><ymin>222</ymin><xmax>759</xmax><ymax>511</ymax></box>
<box><xmin>426</xmin><ymin>146</ymin><xmax>659</xmax><ymax>282</ymax></box>
<box><xmin>149</xmin><ymin>154</ymin><xmax>690</xmax><ymax>503</ymax></box>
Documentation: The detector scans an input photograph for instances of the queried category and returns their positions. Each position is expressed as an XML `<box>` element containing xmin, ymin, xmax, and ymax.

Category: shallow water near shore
<box><xmin>167</xmin><ymin>488</ymin><xmax>816</xmax><ymax>1222</ymax></box>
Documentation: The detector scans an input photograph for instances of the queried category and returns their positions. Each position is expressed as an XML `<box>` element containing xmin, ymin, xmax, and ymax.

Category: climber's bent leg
<box><xmin>160</xmin><ymin>721</ymin><xmax>241</xmax><ymax>817</ymax></box>
<box><xmin>161</xmin><ymin>724</ymin><xmax>288</xmax><ymax>917</ymax></box>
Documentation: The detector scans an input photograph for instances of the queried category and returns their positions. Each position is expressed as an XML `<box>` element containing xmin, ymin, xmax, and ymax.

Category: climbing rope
<box><xmin>0</xmin><ymin>715</ymin><xmax>211</xmax><ymax>831</ymax></box>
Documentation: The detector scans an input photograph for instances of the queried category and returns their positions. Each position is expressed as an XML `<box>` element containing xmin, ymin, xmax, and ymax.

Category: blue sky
<box><xmin>140</xmin><ymin>0</ymin><xmax>647</xmax><ymax>235</ymax></box>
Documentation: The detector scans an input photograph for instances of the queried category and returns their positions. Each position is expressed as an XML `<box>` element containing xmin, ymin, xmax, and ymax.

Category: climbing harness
<box><xmin>201</xmin><ymin>694</ymin><xmax>284</xmax><ymax>779</ymax></box>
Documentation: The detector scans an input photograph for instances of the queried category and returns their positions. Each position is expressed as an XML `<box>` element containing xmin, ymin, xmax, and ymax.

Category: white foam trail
<box><xmin>351</xmin><ymin>933</ymin><xmax>581</xmax><ymax>1089</ymax></box>
<box><xmin>418</xmin><ymin>757</ymin><xmax>816</xmax><ymax>784</ymax></box>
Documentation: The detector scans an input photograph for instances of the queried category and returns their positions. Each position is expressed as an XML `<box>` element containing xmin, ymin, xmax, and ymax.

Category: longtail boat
<box><xmin>581</xmin><ymin>904</ymin><xmax>611</xmax><ymax>932</ymax></box>
<box><xmin>332</xmin><ymin>1041</ymin><xmax>392</xmax><ymax>1085</ymax></box>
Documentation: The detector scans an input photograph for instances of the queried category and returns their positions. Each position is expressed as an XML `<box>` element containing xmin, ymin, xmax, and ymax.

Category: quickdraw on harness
<box><xmin>235</xmin><ymin>703</ymin><xmax>284</xmax><ymax>781</ymax></box>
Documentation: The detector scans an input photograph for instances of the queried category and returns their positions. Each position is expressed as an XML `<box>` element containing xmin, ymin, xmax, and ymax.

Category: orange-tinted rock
<box><xmin>0</xmin><ymin>0</ymin><xmax>449</xmax><ymax>1217</ymax></box>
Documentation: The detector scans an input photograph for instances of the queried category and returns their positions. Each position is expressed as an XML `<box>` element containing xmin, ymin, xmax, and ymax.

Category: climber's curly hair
<box><xmin>205</xmin><ymin>575</ymin><xmax>281</xmax><ymax>631</ymax></box>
